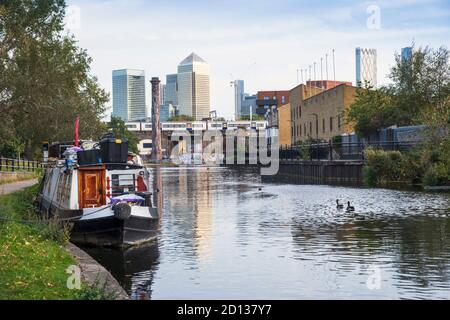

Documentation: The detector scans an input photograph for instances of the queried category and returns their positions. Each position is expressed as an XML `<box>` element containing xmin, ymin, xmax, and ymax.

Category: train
<box><xmin>125</xmin><ymin>121</ymin><xmax>267</xmax><ymax>132</ymax></box>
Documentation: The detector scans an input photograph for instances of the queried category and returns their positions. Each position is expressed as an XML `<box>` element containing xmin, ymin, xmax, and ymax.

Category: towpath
<box><xmin>0</xmin><ymin>178</ymin><xmax>38</xmax><ymax>196</ymax></box>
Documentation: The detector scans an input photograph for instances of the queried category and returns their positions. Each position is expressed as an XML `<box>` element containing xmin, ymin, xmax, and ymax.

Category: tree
<box><xmin>167</xmin><ymin>115</ymin><xmax>195</xmax><ymax>122</ymax></box>
<box><xmin>390</xmin><ymin>46</ymin><xmax>450</xmax><ymax>127</ymax></box>
<box><xmin>239</xmin><ymin>115</ymin><xmax>265</xmax><ymax>121</ymax></box>
<box><xmin>348</xmin><ymin>45</ymin><xmax>450</xmax><ymax>187</ymax></box>
<box><xmin>106</xmin><ymin>117</ymin><xmax>139</xmax><ymax>154</ymax></box>
<box><xmin>346</xmin><ymin>45</ymin><xmax>450</xmax><ymax>137</ymax></box>
<box><xmin>346</xmin><ymin>85</ymin><xmax>397</xmax><ymax>137</ymax></box>
<box><xmin>0</xmin><ymin>0</ymin><xmax>108</xmax><ymax>159</ymax></box>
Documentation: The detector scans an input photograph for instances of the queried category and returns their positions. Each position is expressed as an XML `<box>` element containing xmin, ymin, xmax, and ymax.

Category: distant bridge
<box><xmin>125</xmin><ymin>120</ymin><xmax>267</xmax><ymax>135</ymax></box>
<box><xmin>125</xmin><ymin>120</ymin><xmax>269</xmax><ymax>157</ymax></box>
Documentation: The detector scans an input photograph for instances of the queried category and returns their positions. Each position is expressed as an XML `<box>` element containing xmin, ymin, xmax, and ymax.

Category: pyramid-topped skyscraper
<box><xmin>177</xmin><ymin>52</ymin><xmax>210</xmax><ymax>120</ymax></box>
<box><xmin>179</xmin><ymin>52</ymin><xmax>207</xmax><ymax>66</ymax></box>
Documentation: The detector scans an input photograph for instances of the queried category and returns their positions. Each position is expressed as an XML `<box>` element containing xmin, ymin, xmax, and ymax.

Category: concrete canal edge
<box><xmin>424</xmin><ymin>186</ymin><xmax>450</xmax><ymax>191</ymax></box>
<box><xmin>65</xmin><ymin>243</ymin><xmax>129</xmax><ymax>300</ymax></box>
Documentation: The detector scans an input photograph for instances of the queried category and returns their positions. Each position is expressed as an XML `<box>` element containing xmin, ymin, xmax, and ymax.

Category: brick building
<box><xmin>289</xmin><ymin>84</ymin><xmax>358</xmax><ymax>143</ymax></box>
<box><xmin>255</xmin><ymin>90</ymin><xmax>290</xmax><ymax>116</ymax></box>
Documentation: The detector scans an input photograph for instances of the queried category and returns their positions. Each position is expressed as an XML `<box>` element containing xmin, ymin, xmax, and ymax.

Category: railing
<box><xmin>0</xmin><ymin>157</ymin><xmax>44</xmax><ymax>173</ymax></box>
<box><xmin>262</xmin><ymin>160</ymin><xmax>365</xmax><ymax>186</ymax></box>
<box><xmin>280</xmin><ymin>141</ymin><xmax>419</xmax><ymax>162</ymax></box>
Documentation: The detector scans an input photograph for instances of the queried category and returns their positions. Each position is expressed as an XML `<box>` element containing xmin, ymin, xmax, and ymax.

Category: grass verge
<box><xmin>0</xmin><ymin>185</ymin><xmax>114</xmax><ymax>300</ymax></box>
<box><xmin>0</xmin><ymin>172</ymin><xmax>37</xmax><ymax>185</ymax></box>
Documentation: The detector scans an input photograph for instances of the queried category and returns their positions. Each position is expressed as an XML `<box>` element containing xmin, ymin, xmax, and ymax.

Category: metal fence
<box><xmin>280</xmin><ymin>141</ymin><xmax>418</xmax><ymax>162</ymax></box>
<box><xmin>0</xmin><ymin>157</ymin><xmax>44</xmax><ymax>172</ymax></box>
<box><xmin>262</xmin><ymin>161</ymin><xmax>365</xmax><ymax>186</ymax></box>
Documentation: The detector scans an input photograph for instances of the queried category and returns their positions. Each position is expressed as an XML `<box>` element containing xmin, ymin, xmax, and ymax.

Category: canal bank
<box><xmin>65</xmin><ymin>243</ymin><xmax>128</xmax><ymax>300</ymax></box>
<box><xmin>0</xmin><ymin>182</ymin><xmax>127</xmax><ymax>300</ymax></box>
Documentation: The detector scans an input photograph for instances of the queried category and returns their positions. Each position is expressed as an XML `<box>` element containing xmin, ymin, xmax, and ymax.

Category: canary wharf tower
<box><xmin>177</xmin><ymin>53</ymin><xmax>211</xmax><ymax>120</ymax></box>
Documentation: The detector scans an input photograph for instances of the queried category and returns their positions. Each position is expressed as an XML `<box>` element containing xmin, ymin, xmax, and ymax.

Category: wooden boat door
<box><xmin>78</xmin><ymin>167</ymin><xmax>106</xmax><ymax>208</ymax></box>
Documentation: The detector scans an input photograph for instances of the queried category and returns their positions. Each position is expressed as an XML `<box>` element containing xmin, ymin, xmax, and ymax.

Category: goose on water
<box><xmin>336</xmin><ymin>200</ymin><xmax>344</xmax><ymax>210</ymax></box>
<box><xmin>346</xmin><ymin>201</ymin><xmax>355</xmax><ymax>212</ymax></box>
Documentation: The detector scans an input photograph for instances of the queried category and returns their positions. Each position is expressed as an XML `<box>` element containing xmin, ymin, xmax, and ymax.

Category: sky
<box><xmin>65</xmin><ymin>0</ymin><xmax>450</xmax><ymax>120</ymax></box>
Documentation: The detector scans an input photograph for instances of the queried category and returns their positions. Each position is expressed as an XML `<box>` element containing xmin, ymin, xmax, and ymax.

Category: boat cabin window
<box><xmin>111</xmin><ymin>174</ymin><xmax>136</xmax><ymax>195</ymax></box>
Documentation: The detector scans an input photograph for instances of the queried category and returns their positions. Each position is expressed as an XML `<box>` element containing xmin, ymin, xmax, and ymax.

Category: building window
<box><xmin>330</xmin><ymin>117</ymin><xmax>334</xmax><ymax>132</ymax></box>
<box><xmin>282</xmin><ymin>96</ymin><xmax>286</xmax><ymax>104</ymax></box>
<box><xmin>299</xmin><ymin>125</ymin><xmax>302</xmax><ymax>137</ymax></box>
<box><xmin>309</xmin><ymin>122</ymin><xmax>312</xmax><ymax>135</ymax></box>
<box><xmin>264</xmin><ymin>96</ymin><xmax>269</xmax><ymax>100</ymax></box>
<box><xmin>299</xmin><ymin>106</ymin><xmax>302</xmax><ymax>118</ymax></box>
<box><xmin>304</xmin><ymin>124</ymin><xmax>307</xmax><ymax>137</ymax></box>
<box><xmin>338</xmin><ymin>116</ymin><xmax>342</xmax><ymax>130</ymax></box>
<box><xmin>323</xmin><ymin>119</ymin><xmax>326</xmax><ymax>133</ymax></box>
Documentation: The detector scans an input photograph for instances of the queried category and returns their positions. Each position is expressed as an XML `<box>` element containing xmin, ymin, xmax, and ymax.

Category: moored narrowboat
<box><xmin>35</xmin><ymin>135</ymin><xmax>159</xmax><ymax>247</ymax></box>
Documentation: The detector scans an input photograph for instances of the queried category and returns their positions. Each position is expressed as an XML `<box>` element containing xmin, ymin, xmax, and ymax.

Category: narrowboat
<box><xmin>35</xmin><ymin>135</ymin><xmax>159</xmax><ymax>247</ymax></box>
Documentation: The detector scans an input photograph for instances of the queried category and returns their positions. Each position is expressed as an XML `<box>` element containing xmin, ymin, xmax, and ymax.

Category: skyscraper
<box><xmin>160</xmin><ymin>84</ymin><xmax>166</xmax><ymax>107</ymax></box>
<box><xmin>165</xmin><ymin>74</ymin><xmax>178</xmax><ymax>108</ymax></box>
<box><xmin>355</xmin><ymin>48</ymin><xmax>377</xmax><ymax>88</ymax></box>
<box><xmin>241</xmin><ymin>94</ymin><xmax>257</xmax><ymax>118</ymax></box>
<box><xmin>112</xmin><ymin>69</ymin><xmax>146</xmax><ymax>121</ymax></box>
<box><xmin>401</xmin><ymin>47</ymin><xmax>413</xmax><ymax>62</ymax></box>
<box><xmin>177</xmin><ymin>53</ymin><xmax>210</xmax><ymax>120</ymax></box>
<box><xmin>161</xmin><ymin>103</ymin><xmax>178</xmax><ymax>122</ymax></box>
<box><xmin>233</xmin><ymin>80</ymin><xmax>244</xmax><ymax>120</ymax></box>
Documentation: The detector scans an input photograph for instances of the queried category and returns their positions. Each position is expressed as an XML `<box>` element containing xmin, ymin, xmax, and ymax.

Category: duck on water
<box><xmin>35</xmin><ymin>135</ymin><xmax>159</xmax><ymax>247</ymax></box>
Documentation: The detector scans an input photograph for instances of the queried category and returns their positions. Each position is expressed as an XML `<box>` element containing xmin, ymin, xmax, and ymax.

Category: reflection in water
<box><xmin>152</xmin><ymin>167</ymin><xmax>164</xmax><ymax>219</ymax></box>
<box><xmin>193</xmin><ymin>170</ymin><xmax>213</xmax><ymax>263</ymax></box>
<box><xmin>84</xmin><ymin>242</ymin><xmax>160</xmax><ymax>300</ymax></box>
<box><xmin>86</xmin><ymin>167</ymin><xmax>450</xmax><ymax>300</ymax></box>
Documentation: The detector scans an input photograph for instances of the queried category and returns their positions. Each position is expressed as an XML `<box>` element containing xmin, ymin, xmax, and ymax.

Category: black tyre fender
<box><xmin>113</xmin><ymin>203</ymin><xmax>132</xmax><ymax>220</ymax></box>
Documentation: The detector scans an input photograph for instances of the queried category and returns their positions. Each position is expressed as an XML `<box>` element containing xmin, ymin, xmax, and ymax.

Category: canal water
<box><xmin>85</xmin><ymin>167</ymin><xmax>450</xmax><ymax>300</ymax></box>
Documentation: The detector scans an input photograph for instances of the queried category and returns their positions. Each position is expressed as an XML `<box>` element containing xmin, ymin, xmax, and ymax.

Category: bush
<box><xmin>423</xmin><ymin>163</ymin><xmax>449</xmax><ymax>186</ymax></box>
<box><xmin>364</xmin><ymin>148</ymin><xmax>399</xmax><ymax>184</ymax></box>
<box><xmin>401</xmin><ymin>150</ymin><xmax>424</xmax><ymax>184</ymax></box>
<box><xmin>362</xmin><ymin>166</ymin><xmax>377</xmax><ymax>187</ymax></box>
<box><xmin>363</xmin><ymin>136</ymin><xmax>450</xmax><ymax>187</ymax></box>
<box><xmin>332</xmin><ymin>135</ymin><xmax>343</xmax><ymax>144</ymax></box>
<box><xmin>363</xmin><ymin>148</ymin><xmax>413</xmax><ymax>186</ymax></box>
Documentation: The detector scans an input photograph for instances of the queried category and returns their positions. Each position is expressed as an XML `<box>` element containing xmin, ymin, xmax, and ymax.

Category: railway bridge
<box><xmin>125</xmin><ymin>120</ymin><xmax>268</xmax><ymax>158</ymax></box>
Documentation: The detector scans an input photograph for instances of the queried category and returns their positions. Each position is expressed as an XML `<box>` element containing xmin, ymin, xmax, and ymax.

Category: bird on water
<box><xmin>346</xmin><ymin>201</ymin><xmax>355</xmax><ymax>213</ymax></box>
<box><xmin>336</xmin><ymin>200</ymin><xmax>344</xmax><ymax>210</ymax></box>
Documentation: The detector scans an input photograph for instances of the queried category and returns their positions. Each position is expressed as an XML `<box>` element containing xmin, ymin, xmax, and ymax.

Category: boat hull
<box><xmin>36</xmin><ymin>194</ymin><xmax>159</xmax><ymax>247</ymax></box>
<box><xmin>70</xmin><ymin>215</ymin><xmax>159</xmax><ymax>247</ymax></box>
